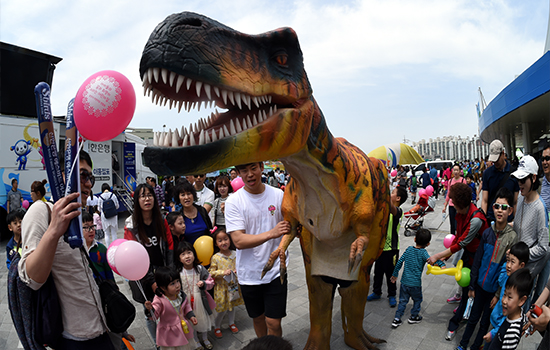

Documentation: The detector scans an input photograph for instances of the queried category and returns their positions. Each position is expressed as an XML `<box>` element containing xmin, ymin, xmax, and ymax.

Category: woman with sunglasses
<box><xmin>512</xmin><ymin>155</ymin><xmax>550</xmax><ymax>310</ymax></box>
<box><xmin>124</xmin><ymin>183</ymin><xmax>174</xmax><ymax>346</ymax></box>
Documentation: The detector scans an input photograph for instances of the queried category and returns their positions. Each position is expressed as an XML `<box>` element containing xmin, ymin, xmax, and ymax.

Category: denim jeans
<box><xmin>394</xmin><ymin>284</ymin><xmax>423</xmax><ymax>320</ymax></box>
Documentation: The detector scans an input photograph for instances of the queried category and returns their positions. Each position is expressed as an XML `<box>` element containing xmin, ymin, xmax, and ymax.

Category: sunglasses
<box><xmin>194</xmin><ymin>174</ymin><xmax>205</xmax><ymax>178</ymax></box>
<box><xmin>492</xmin><ymin>203</ymin><xmax>510</xmax><ymax>210</ymax></box>
<box><xmin>518</xmin><ymin>177</ymin><xmax>530</xmax><ymax>184</ymax></box>
<box><xmin>541</xmin><ymin>156</ymin><xmax>550</xmax><ymax>162</ymax></box>
<box><xmin>80</xmin><ymin>170</ymin><xmax>95</xmax><ymax>186</ymax></box>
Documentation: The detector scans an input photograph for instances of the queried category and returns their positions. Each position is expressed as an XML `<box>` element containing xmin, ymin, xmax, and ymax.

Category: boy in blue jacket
<box><xmin>483</xmin><ymin>241</ymin><xmax>529</xmax><ymax>344</ymax></box>
<box><xmin>455</xmin><ymin>187</ymin><xmax>518</xmax><ymax>350</ymax></box>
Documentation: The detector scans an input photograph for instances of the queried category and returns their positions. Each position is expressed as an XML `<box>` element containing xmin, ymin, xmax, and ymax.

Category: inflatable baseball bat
<box><xmin>35</xmin><ymin>82</ymin><xmax>65</xmax><ymax>201</ymax></box>
<box><xmin>426</xmin><ymin>259</ymin><xmax>463</xmax><ymax>281</ymax></box>
<box><xmin>63</xmin><ymin>99</ymin><xmax>83</xmax><ymax>248</ymax></box>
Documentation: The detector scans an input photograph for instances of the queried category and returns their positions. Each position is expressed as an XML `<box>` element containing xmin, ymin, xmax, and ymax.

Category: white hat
<box><xmin>488</xmin><ymin>140</ymin><xmax>504</xmax><ymax>162</ymax></box>
<box><xmin>511</xmin><ymin>155</ymin><xmax>539</xmax><ymax>179</ymax></box>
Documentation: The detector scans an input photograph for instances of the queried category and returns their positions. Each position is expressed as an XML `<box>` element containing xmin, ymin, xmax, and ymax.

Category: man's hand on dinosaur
<box><xmin>269</xmin><ymin>220</ymin><xmax>291</xmax><ymax>240</ymax></box>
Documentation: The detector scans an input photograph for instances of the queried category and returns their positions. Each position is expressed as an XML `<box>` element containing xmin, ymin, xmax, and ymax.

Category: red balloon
<box><xmin>74</xmin><ymin>70</ymin><xmax>136</xmax><ymax>141</ymax></box>
<box><xmin>231</xmin><ymin>177</ymin><xmax>245</xmax><ymax>191</ymax></box>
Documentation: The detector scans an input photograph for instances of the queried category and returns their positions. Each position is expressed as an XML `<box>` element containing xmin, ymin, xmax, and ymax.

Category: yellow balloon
<box><xmin>193</xmin><ymin>235</ymin><xmax>214</xmax><ymax>266</ymax></box>
<box><xmin>426</xmin><ymin>260</ymin><xmax>464</xmax><ymax>281</ymax></box>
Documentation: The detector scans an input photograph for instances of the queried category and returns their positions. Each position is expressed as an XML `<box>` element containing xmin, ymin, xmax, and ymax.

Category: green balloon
<box><xmin>458</xmin><ymin>267</ymin><xmax>471</xmax><ymax>287</ymax></box>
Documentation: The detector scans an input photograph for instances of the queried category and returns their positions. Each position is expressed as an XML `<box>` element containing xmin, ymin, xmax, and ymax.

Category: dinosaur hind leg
<box><xmin>339</xmin><ymin>278</ymin><xmax>386</xmax><ymax>350</ymax></box>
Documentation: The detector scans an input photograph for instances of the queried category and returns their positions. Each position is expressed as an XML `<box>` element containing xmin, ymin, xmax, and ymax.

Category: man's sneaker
<box><xmin>367</xmin><ymin>293</ymin><xmax>381</xmax><ymax>301</ymax></box>
<box><xmin>445</xmin><ymin>330</ymin><xmax>456</xmax><ymax>341</ymax></box>
<box><xmin>454</xmin><ymin>346</ymin><xmax>465</xmax><ymax>350</ymax></box>
<box><xmin>391</xmin><ymin>318</ymin><xmax>402</xmax><ymax>328</ymax></box>
<box><xmin>388</xmin><ymin>296</ymin><xmax>397</xmax><ymax>307</ymax></box>
<box><xmin>408</xmin><ymin>315</ymin><xmax>423</xmax><ymax>324</ymax></box>
<box><xmin>447</xmin><ymin>294</ymin><xmax>462</xmax><ymax>303</ymax></box>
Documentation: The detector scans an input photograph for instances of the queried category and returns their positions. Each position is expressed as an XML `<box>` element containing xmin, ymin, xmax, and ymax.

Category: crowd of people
<box><xmin>4</xmin><ymin>140</ymin><xmax>550</xmax><ymax>350</ymax></box>
<box><xmin>380</xmin><ymin>138</ymin><xmax>550</xmax><ymax>350</ymax></box>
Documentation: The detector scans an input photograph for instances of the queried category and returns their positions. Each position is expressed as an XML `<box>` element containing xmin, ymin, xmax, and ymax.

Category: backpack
<box><xmin>7</xmin><ymin>204</ymin><xmax>64</xmax><ymax>350</ymax></box>
<box><xmin>102</xmin><ymin>193</ymin><xmax>117</xmax><ymax>218</ymax></box>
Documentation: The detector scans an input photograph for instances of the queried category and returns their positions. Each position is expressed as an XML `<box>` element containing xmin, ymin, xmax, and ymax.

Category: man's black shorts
<box><xmin>239</xmin><ymin>275</ymin><xmax>288</xmax><ymax>319</ymax></box>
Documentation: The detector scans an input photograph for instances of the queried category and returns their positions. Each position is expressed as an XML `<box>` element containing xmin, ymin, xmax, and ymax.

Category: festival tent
<box><xmin>367</xmin><ymin>143</ymin><xmax>424</xmax><ymax>168</ymax></box>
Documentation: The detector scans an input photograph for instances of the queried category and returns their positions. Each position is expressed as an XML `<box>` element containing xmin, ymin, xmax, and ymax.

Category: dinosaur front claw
<box><xmin>348</xmin><ymin>236</ymin><xmax>367</xmax><ymax>274</ymax></box>
<box><xmin>348</xmin><ymin>251</ymin><xmax>363</xmax><ymax>274</ymax></box>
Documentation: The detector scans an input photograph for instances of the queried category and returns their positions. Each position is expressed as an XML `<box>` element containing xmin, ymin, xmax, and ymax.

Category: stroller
<box><xmin>403</xmin><ymin>194</ymin><xmax>436</xmax><ymax>237</ymax></box>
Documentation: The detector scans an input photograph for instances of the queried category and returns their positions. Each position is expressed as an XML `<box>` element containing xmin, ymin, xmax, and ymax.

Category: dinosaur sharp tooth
<box><xmin>253</xmin><ymin>114</ymin><xmax>258</xmax><ymax>126</ymax></box>
<box><xmin>246</xmin><ymin>115</ymin><xmax>253</xmax><ymax>129</ymax></box>
<box><xmin>268</xmin><ymin>95</ymin><xmax>272</xmax><ymax>103</ymax></box>
<box><xmin>169</xmin><ymin>71</ymin><xmax>176</xmax><ymax>87</ymax></box>
<box><xmin>194</xmin><ymin>122</ymin><xmax>198</xmax><ymax>131</ymax></box>
<box><xmin>189</xmin><ymin>123</ymin><xmax>194</xmax><ymax>134</ymax></box>
<box><xmin>223</xmin><ymin>125</ymin><xmax>229</xmax><ymax>138</ymax></box>
<box><xmin>168</xmin><ymin>99</ymin><xmax>173</xmax><ymax>109</ymax></box>
<box><xmin>235</xmin><ymin>92</ymin><xmax>242</xmax><ymax>109</ymax></box>
<box><xmin>228</xmin><ymin>91</ymin><xmax>235</xmax><ymax>106</ymax></box>
<box><xmin>213</xmin><ymin>86</ymin><xmax>220</xmax><ymax>98</ymax></box>
<box><xmin>274</xmin><ymin>105</ymin><xmax>277</xmax><ymax>112</ymax></box>
<box><xmin>147</xmin><ymin>68</ymin><xmax>153</xmax><ymax>84</ymax></box>
<box><xmin>197</xmin><ymin>101</ymin><xmax>202</xmax><ymax>112</ymax></box>
<box><xmin>164</xmin><ymin>130</ymin><xmax>171</xmax><ymax>147</ymax></box>
<box><xmin>171</xmin><ymin>130</ymin><xmax>178</xmax><ymax>147</ymax></box>
<box><xmin>221</xmin><ymin>89</ymin><xmax>228</xmax><ymax>105</ymax></box>
<box><xmin>181</xmin><ymin>126</ymin><xmax>186</xmax><ymax>137</ymax></box>
<box><xmin>199</xmin><ymin>130</ymin><xmax>205</xmax><ymax>145</ymax></box>
<box><xmin>186</xmin><ymin>78</ymin><xmax>192</xmax><ymax>90</ymax></box>
<box><xmin>189</xmin><ymin>133</ymin><xmax>196</xmax><ymax>146</ymax></box>
<box><xmin>204</xmin><ymin>84</ymin><xmax>211</xmax><ymax>100</ymax></box>
<box><xmin>153</xmin><ymin>68</ymin><xmax>160</xmax><ymax>83</ymax></box>
<box><xmin>235</xmin><ymin>119</ymin><xmax>242</xmax><ymax>133</ymax></box>
<box><xmin>196</xmin><ymin>81</ymin><xmax>202</xmax><ymax>98</ymax></box>
<box><xmin>212</xmin><ymin>128</ymin><xmax>218</xmax><ymax>142</ymax></box>
<box><xmin>252</xmin><ymin>96</ymin><xmax>260</xmax><ymax>108</ymax></box>
<box><xmin>230</xmin><ymin>119</ymin><xmax>236</xmax><ymax>135</ymax></box>
<box><xmin>178</xmin><ymin>100</ymin><xmax>183</xmax><ymax>113</ymax></box>
<box><xmin>205</xmin><ymin>129</ymin><xmax>211</xmax><ymax>144</ymax></box>
<box><xmin>142</xmin><ymin>72</ymin><xmax>149</xmax><ymax>85</ymax></box>
<box><xmin>143</xmin><ymin>87</ymin><xmax>148</xmax><ymax>97</ymax></box>
<box><xmin>174</xmin><ymin>127</ymin><xmax>180</xmax><ymax>140</ymax></box>
<box><xmin>153</xmin><ymin>132</ymin><xmax>158</xmax><ymax>146</ymax></box>
<box><xmin>176</xmin><ymin>75</ymin><xmax>184</xmax><ymax>93</ymax></box>
<box><xmin>182</xmin><ymin>134</ymin><xmax>189</xmax><ymax>147</ymax></box>
<box><xmin>262</xmin><ymin>110</ymin><xmax>268</xmax><ymax>121</ymax></box>
<box><xmin>269</xmin><ymin>106</ymin><xmax>273</xmax><ymax>116</ymax></box>
<box><xmin>244</xmin><ymin>95</ymin><xmax>251</xmax><ymax>109</ymax></box>
<box><xmin>161</xmin><ymin>68</ymin><xmax>168</xmax><ymax>84</ymax></box>
<box><xmin>218</xmin><ymin>127</ymin><xmax>224</xmax><ymax>139</ymax></box>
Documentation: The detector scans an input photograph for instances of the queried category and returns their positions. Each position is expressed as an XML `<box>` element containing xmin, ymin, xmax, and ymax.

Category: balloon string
<box><xmin>136</xmin><ymin>280</ymin><xmax>157</xmax><ymax>322</ymax></box>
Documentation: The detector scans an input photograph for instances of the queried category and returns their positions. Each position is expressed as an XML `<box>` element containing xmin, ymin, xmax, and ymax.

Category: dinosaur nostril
<box><xmin>308</xmin><ymin>219</ymin><xmax>313</xmax><ymax>226</ymax></box>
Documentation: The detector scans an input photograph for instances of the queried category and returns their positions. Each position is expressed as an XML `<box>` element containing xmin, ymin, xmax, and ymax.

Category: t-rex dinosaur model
<box><xmin>140</xmin><ymin>12</ymin><xmax>391</xmax><ymax>350</ymax></box>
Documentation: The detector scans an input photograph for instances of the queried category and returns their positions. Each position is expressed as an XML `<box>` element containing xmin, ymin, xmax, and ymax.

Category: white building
<box><xmin>412</xmin><ymin>135</ymin><xmax>490</xmax><ymax>161</ymax></box>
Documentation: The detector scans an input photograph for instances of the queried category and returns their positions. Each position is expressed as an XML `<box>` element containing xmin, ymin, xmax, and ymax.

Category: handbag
<box><xmin>228</xmin><ymin>281</ymin><xmax>240</xmax><ymax>302</ymax></box>
<box><xmin>82</xmin><ymin>248</ymin><xmax>136</xmax><ymax>333</ymax></box>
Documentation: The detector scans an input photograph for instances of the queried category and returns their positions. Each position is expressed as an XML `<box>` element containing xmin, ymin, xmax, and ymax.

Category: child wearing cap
<box><xmin>511</xmin><ymin>155</ymin><xmax>550</xmax><ymax>310</ymax></box>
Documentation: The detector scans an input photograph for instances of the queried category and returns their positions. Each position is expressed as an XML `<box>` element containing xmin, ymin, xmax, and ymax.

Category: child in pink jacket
<box><xmin>145</xmin><ymin>267</ymin><xmax>198</xmax><ymax>350</ymax></box>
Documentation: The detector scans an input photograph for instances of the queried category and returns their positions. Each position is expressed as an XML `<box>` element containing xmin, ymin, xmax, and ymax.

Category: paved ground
<box><xmin>0</xmin><ymin>192</ymin><xmax>544</xmax><ymax>350</ymax></box>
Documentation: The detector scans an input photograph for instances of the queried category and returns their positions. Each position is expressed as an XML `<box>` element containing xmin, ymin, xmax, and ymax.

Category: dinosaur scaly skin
<box><xmin>140</xmin><ymin>12</ymin><xmax>390</xmax><ymax>350</ymax></box>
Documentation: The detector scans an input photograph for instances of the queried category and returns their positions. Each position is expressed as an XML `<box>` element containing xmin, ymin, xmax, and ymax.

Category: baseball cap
<box><xmin>511</xmin><ymin>155</ymin><xmax>539</xmax><ymax>179</ymax></box>
<box><xmin>488</xmin><ymin>140</ymin><xmax>504</xmax><ymax>162</ymax></box>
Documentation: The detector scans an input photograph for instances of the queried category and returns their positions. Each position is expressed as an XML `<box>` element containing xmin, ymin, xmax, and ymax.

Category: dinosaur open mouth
<box><xmin>143</xmin><ymin>67</ymin><xmax>292</xmax><ymax>147</ymax></box>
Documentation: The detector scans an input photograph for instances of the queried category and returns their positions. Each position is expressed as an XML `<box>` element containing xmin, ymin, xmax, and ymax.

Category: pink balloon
<box><xmin>390</xmin><ymin>170</ymin><xmax>397</xmax><ymax>177</ymax></box>
<box><xmin>22</xmin><ymin>200</ymin><xmax>29</xmax><ymax>209</ymax></box>
<box><xmin>114</xmin><ymin>240</ymin><xmax>150</xmax><ymax>280</ymax></box>
<box><xmin>426</xmin><ymin>185</ymin><xmax>434</xmax><ymax>196</ymax></box>
<box><xmin>107</xmin><ymin>239</ymin><xmax>127</xmax><ymax>274</ymax></box>
<box><xmin>231</xmin><ymin>177</ymin><xmax>245</xmax><ymax>191</ymax></box>
<box><xmin>418</xmin><ymin>189</ymin><xmax>426</xmax><ymax>197</ymax></box>
<box><xmin>444</xmin><ymin>234</ymin><xmax>455</xmax><ymax>249</ymax></box>
<box><xmin>73</xmin><ymin>70</ymin><xmax>136</xmax><ymax>141</ymax></box>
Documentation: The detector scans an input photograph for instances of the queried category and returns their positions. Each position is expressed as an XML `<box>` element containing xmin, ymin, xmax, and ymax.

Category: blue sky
<box><xmin>1</xmin><ymin>0</ymin><xmax>548</xmax><ymax>153</ymax></box>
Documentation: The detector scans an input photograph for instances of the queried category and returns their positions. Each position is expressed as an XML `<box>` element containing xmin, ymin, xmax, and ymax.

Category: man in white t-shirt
<box><xmin>225</xmin><ymin>162</ymin><xmax>290</xmax><ymax>337</ymax></box>
<box><xmin>193</xmin><ymin>173</ymin><xmax>215</xmax><ymax>213</ymax></box>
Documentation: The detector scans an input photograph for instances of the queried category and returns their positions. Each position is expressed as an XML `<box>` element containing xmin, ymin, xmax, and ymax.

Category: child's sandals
<box><xmin>214</xmin><ymin>328</ymin><xmax>223</xmax><ymax>338</ymax></box>
<box><xmin>229</xmin><ymin>324</ymin><xmax>239</xmax><ymax>334</ymax></box>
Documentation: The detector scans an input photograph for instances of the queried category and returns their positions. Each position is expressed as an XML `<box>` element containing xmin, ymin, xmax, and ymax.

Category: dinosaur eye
<box><xmin>275</xmin><ymin>54</ymin><xmax>288</xmax><ymax>66</ymax></box>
